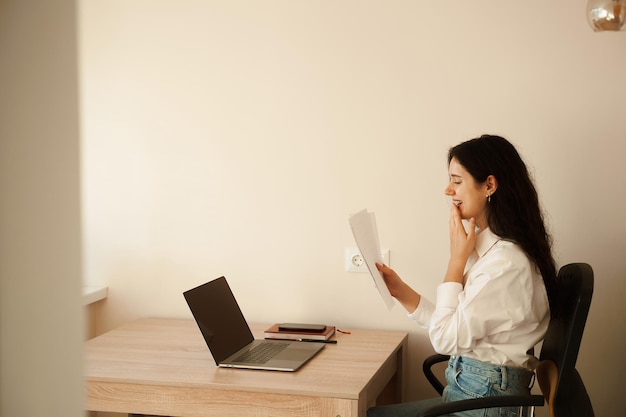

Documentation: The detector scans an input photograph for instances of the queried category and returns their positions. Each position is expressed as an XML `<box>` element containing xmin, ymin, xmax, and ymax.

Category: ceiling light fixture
<box><xmin>587</xmin><ymin>0</ymin><xmax>626</xmax><ymax>31</ymax></box>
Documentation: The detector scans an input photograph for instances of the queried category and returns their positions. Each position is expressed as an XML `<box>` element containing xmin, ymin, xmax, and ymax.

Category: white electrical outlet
<box><xmin>345</xmin><ymin>247</ymin><xmax>390</xmax><ymax>273</ymax></box>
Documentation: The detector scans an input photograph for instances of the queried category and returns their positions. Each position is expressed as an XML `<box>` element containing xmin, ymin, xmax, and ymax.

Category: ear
<box><xmin>486</xmin><ymin>175</ymin><xmax>498</xmax><ymax>195</ymax></box>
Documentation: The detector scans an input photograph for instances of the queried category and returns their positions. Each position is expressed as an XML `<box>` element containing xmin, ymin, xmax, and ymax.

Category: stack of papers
<box><xmin>348</xmin><ymin>209</ymin><xmax>395</xmax><ymax>310</ymax></box>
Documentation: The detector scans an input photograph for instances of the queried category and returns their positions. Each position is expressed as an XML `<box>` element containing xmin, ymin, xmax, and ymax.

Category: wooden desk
<box><xmin>86</xmin><ymin>318</ymin><xmax>407</xmax><ymax>417</ymax></box>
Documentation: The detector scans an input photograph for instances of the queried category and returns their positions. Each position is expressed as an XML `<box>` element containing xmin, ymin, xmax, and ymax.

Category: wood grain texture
<box><xmin>85</xmin><ymin>318</ymin><xmax>407</xmax><ymax>417</ymax></box>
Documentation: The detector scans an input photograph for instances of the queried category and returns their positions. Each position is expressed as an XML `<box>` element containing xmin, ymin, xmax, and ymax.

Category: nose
<box><xmin>444</xmin><ymin>183</ymin><xmax>454</xmax><ymax>196</ymax></box>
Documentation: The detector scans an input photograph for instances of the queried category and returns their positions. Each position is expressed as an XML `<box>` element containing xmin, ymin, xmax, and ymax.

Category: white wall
<box><xmin>0</xmin><ymin>1</ymin><xmax>84</xmax><ymax>416</ymax></box>
<box><xmin>80</xmin><ymin>1</ymin><xmax>626</xmax><ymax>415</ymax></box>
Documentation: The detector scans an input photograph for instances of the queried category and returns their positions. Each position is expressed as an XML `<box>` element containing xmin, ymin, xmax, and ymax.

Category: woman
<box><xmin>368</xmin><ymin>135</ymin><xmax>558</xmax><ymax>417</ymax></box>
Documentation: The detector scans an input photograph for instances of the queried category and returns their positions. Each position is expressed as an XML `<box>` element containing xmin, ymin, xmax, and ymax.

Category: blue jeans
<box><xmin>367</xmin><ymin>356</ymin><xmax>535</xmax><ymax>417</ymax></box>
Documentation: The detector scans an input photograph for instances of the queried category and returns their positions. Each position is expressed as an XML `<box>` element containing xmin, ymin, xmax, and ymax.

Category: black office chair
<box><xmin>416</xmin><ymin>262</ymin><xmax>594</xmax><ymax>417</ymax></box>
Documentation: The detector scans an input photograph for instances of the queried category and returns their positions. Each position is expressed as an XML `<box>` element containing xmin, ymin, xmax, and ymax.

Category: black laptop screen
<box><xmin>183</xmin><ymin>277</ymin><xmax>254</xmax><ymax>364</ymax></box>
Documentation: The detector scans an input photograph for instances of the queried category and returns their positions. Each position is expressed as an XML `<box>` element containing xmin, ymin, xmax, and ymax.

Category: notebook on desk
<box><xmin>183</xmin><ymin>276</ymin><xmax>325</xmax><ymax>372</ymax></box>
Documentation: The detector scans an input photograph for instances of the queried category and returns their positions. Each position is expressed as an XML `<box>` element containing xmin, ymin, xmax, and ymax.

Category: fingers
<box><xmin>376</xmin><ymin>263</ymin><xmax>396</xmax><ymax>282</ymax></box>
<box><xmin>449</xmin><ymin>204</ymin><xmax>464</xmax><ymax>234</ymax></box>
<box><xmin>466</xmin><ymin>217</ymin><xmax>476</xmax><ymax>239</ymax></box>
<box><xmin>449</xmin><ymin>205</ymin><xmax>477</xmax><ymax>239</ymax></box>
<box><xmin>375</xmin><ymin>263</ymin><xmax>403</xmax><ymax>298</ymax></box>
<box><xmin>449</xmin><ymin>203</ymin><xmax>464</xmax><ymax>229</ymax></box>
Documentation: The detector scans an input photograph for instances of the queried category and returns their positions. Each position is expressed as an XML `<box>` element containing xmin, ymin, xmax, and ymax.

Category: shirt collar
<box><xmin>475</xmin><ymin>227</ymin><xmax>501</xmax><ymax>258</ymax></box>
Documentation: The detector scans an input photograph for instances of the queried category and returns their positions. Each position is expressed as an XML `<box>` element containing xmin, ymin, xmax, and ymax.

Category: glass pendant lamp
<box><xmin>587</xmin><ymin>0</ymin><xmax>626</xmax><ymax>31</ymax></box>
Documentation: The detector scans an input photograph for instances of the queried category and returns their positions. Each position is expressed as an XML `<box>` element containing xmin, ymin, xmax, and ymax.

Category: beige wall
<box><xmin>0</xmin><ymin>1</ymin><xmax>84</xmax><ymax>416</ymax></box>
<box><xmin>80</xmin><ymin>1</ymin><xmax>626</xmax><ymax>416</ymax></box>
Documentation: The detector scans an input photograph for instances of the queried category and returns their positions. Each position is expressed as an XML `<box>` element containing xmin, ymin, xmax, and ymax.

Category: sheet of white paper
<box><xmin>348</xmin><ymin>209</ymin><xmax>395</xmax><ymax>310</ymax></box>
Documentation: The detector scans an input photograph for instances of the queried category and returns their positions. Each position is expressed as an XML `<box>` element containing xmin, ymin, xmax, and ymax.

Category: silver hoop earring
<box><xmin>487</xmin><ymin>194</ymin><xmax>491</xmax><ymax>203</ymax></box>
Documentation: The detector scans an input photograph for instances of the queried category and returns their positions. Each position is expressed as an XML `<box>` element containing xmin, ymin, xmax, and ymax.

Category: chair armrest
<box><xmin>416</xmin><ymin>394</ymin><xmax>544</xmax><ymax>417</ymax></box>
<box><xmin>422</xmin><ymin>354</ymin><xmax>449</xmax><ymax>395</ymax></box>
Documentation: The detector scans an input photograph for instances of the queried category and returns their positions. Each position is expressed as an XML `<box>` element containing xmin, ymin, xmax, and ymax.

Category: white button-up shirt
<box><xmin>409</xmin><ymin>227</ymin><xmax>550</xmax><ymax>369</ymax></box>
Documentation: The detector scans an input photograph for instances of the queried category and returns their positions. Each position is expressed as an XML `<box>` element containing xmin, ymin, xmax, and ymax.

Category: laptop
<box><xmin>183</xmin><ymin>276</ymin><xmax>325</xmax><ymax>371</ymax></box>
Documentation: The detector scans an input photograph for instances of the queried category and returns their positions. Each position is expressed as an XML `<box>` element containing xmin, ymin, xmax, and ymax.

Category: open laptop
<box><xmin>183</xmin><ymin>276</ymin><xmax>325</xmax><ymax>371</ymax></box>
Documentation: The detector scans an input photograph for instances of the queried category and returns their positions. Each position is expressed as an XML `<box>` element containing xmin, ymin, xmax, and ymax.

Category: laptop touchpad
<box><xmin>279</xmin><ymin>348</ymin><xmax>319</xmax><ymax>360</ymax></box>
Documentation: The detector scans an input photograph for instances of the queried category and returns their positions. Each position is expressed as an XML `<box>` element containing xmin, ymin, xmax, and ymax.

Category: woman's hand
<box><xmin>446</xmin><ymin>204</ymin><xmax>476</xmax><ymax>284</ymax></box>
<box><xmin>376</xmin><ymin>263</ymin><xmax>421</xmax><ymax>313</ymax></box>
<box><xmin>375</xmin><ymin>263</ymin><xmax>404</xmax><ymax>297</ymax></box>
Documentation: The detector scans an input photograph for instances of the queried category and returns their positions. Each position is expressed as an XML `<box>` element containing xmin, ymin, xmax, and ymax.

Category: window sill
<box><xmin>83</xmin><ymin>285</ymin><xmax>108</xmax><ymax>306</ymax></box>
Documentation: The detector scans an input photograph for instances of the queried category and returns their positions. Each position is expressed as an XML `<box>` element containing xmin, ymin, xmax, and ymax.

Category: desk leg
<box><xmin>376</xmin><ymin>337</ymin><xmax>407</xmax><ymax>406</ymax></box>
<box><xmin>375</xmin><ymin>375</ymin><xmax>400</xmax><ymax>406</ymax></box>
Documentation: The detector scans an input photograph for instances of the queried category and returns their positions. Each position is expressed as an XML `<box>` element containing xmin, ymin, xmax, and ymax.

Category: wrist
<box><xmin>394</xmin><ymin>282</ymin><xmax>420</xmax><ymax>313</ymax></box>
<box><xmin>444</xmin><ymin>258</ymin><xmax>465</xmax><ymax>284</ymax></box>
<box><xmin>400</xmin><ymin>292</ymin><xmax>421</xmax><ymax>314</ymax></box>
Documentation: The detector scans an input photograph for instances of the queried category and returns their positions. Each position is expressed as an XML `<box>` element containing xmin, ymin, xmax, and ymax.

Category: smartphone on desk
<box><xmin>278</xmin><ymin>323</ymin><xmax>326</xmax><ymax>332</ymax></box>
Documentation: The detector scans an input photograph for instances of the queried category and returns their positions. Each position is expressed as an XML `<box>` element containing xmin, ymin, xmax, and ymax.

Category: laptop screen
<box><xmin>183</xmin><ymin>277</ymin><xmax>254</xmax><ymax>364</ymax></box>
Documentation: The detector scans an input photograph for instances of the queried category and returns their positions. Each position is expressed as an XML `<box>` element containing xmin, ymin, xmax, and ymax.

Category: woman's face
<box><xmin>444</xmin><ymin>158</ymin><xmax>489</xmax><ymax>228</ymax></box>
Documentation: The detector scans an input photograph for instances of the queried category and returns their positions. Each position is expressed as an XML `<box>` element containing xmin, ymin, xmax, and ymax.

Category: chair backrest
<box><xmin>538</xmin><ymin>263</ymin><xmax>594</xmax><ymax>417</ymax></box>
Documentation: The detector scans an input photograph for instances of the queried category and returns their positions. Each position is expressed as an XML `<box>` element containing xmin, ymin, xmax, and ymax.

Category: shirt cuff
<box><xmin>408</xmin><ymin>296</ymin><xmax>435</xmax><ymax>328</ymax></box>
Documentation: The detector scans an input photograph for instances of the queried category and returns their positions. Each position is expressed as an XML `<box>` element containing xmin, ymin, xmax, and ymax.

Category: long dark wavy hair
<box><xmin>448</xmin><ymin>134</ymin><xmax>558</xmax><ymax>314</ymax></box>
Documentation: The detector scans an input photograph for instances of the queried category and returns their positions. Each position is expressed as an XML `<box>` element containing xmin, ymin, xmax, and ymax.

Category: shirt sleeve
<box><xmin>407</xmin><ymin>295</ymin><xmax>436</xmax><ymax>328</ymax></box>
<box><xmin>428</xmin><ymin>246</ymin><xmax>537</xmax><ymax>356</ymax></box>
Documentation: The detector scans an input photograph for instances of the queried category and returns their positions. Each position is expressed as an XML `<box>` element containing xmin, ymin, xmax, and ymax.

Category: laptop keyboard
<box><xmin>233</xmin><ymin>342</ymin><xmax>288</xmax><ymax>364</ymax></box>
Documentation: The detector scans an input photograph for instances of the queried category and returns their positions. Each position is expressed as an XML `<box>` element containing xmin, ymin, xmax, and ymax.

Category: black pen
<box><xmin>299</xmin><ymin>338</ymin><xmax>337</xmax><ymax>344</ymax></box>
